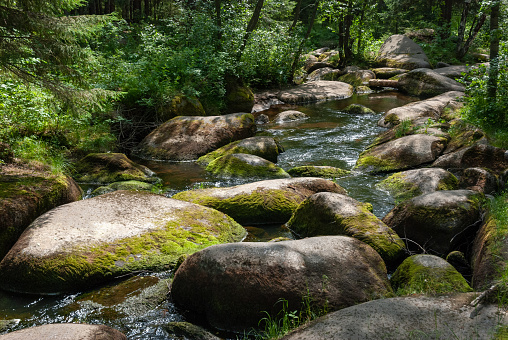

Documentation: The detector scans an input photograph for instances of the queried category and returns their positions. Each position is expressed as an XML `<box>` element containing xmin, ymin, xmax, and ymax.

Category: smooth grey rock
<box><xmin>398</xmin><ymin>68</ymin><xmax>465</xmax><ymax>98</ymax></box>
<box><xmin>274</xmin><ymin>110</ymin><xmax>309</xmax><ymax>123</ymax></box>
<box><xmin>383</xmin><ymin>190</ymin><xmax>484</xmax><ymax>255</ymax></box>
<box><xmin>376</xmin><ymin>35</ymin><xmax>431</xmax><ymax>69</ymax></box>
<box><xmin>0</xmin><ymin>324</ymin><xmax>126</xmax><ymax>340</ymax></box>
<box><xmin>277</xmin><ymin>81</ymin><xmax>353</xmax><ymax>104</ymax></box>
<box><xmin>281</xmin><ymin>293</ymin><xmax>507</xmax><ymax>340</ymax></box>
<box><xmin>171</xmin><ymin>236</ymin><xmax>392</xmax><ymax>332</ymax></box>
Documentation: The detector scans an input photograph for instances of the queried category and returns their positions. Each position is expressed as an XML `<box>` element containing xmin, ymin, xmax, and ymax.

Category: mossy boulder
<box><xmin>281</xmin><ymin>293</ymin><xmax>507</xmax><ymax>340</ymax></box>
<box><xmin>277</xmin><ymin>81</ymin><xmax>354</xmax><ymax>104</ymax></box>
<box><xmin>172</xmin><ymin>177</ymin><xmax>346</xmax><ymax>225</ymax></box>
<box><xmin>433</xmin><ymin>142</ymin><xmax>508</xmax><ymax>174</ymax></box>
<box><xmin>197</xmin><ymin>136</ymin><xmax>284</xmax><ymax>166</ymax></box>
<box><xmin>73</xmin><ymin>153</ymin><xmax>160</xmax><ymax>184</ymax></box>
<box><xmin>0</xmin><ymin>324</ymin><xmax>127</xmax><ymax>340</ymax></box>
<box><xmin>342</xmin><ymin>104</ymin><xmax>375</xmax><ymax>115</ymax></box>
<box><xmin>0</xmin><ymin>163</ymin><xmax>82</xmax><ymax>260</ymax></box>
<box><xmin>371</xmin><ymin>67</ymin><xmax>408</xmax><ymax>79</ymax></box>
<box><xmin>398</xmin><ymin>69</ymin><xmax>465</xmax><ymax>98</ymax></box>
<box><xmin>471</xmin><ymin>208</ymin><xmax>508</xmax><ymax>290</ymax></box>
<box><xmin>205</xmin><ymin>153</ymin><xmax>290</xmax><ymax>179</ymax></box>
<box><xmin>171</xmin><ymin>236</ymin><xmax>393</xmax><ymax>332</ymax></box>
<box><xmin>338</xmin><ymin>70</ymin><xmax>376</xmax><ymax>87</ymax></box>
<box><xmin>273</xmin><ymin>110</ymin><xmax>309</xmax><ymax>123</ymax></box>
<box><xmin>377</xmin><ymin>168</ymin><xmax>458</xmax><ymax>203</ymax></box>
<box><xmin>287</xmin><ymin>165</ymin><xmax>350</xmax><ymax>178</ymax></box>
<box><xmin>458</xmin><ymin>167</ymin><xmax>499</xmax><ymax>194</ymax></box>
<box><xmin>375</xmin><ymin>34</ymin><xmax>431</xmax><ymax>70</ymax></box>
<box><xmin>133</xmin><ymin>113</ymin><xmax>256</xmax><ymax>161</ymax></box>
<box><xmin>287</xmin><ymin>192</ymin><xmax>405</xmax><ymax>266</ymax></box>
<box><xmin>378</xmin><ymin>91</ymin><xmax>464</xmax><ymax>128</ymax></box>
<box><xmin>157</xmin><ymin>95</ymin><xmax>206</xmax><ymax>122</ymax></box>
<box><xmin>224</xmin><ymin>76</ymin><xmax>255</xmax><ymax>114</ymax></box>
<box><xmin>90</xmin><ymin>180</ymin><xmax>155</xmax><ymax>197</ymax></box>
<box><xmin>383</xmin><ymin>190</ymin><xmax>484</xmax><ymax>255</ymax></box>
<box><xmin>355</xmin><ymin>134</ymin><xmax>447</xmax><ymax>174</ymax></box>
<box><xmin>391</xmin><ymin>254</ymin><xmax>472</xmax><ymax>295</ymax></box>
<box><xmin>0</xmin><ymin>191</ymin><xmax>246</xmax><ymax>294</ymax></box>
<box><xmin>307</xmin><ymin>67</ymin><xmax>343</xmax><ymax>82</ymax></box>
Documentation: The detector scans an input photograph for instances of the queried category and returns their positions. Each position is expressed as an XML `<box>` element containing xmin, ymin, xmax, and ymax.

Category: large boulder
<box><xmin>281</xmin><ymin>293</ymin><xmax>508</xmax><ymax>340</ymax></box>
<box><xmin>398</xmin><ymin>69</ymin><xmax>466</xmax><ymax>98</ymax></box>
<box><xmin>0</xmin><ymin>191</ymin><xmax>246</xmax><ymax>294</ymax></box>
<box><xmin>307</xmin><ymin>67</ymin><xmax>343</xmax><ymax>82</ymax></box>
<box><xmin>90</xmin><ymin>180</ymin><xmax>155</xmax><ymax>197</ymax></box>
<box><xmin>377</xmin><ymin>168</ymin><xmax>458</xmax><ymax>203</ymax></box>
<box><xmin>471</xmin><ymin>207</ymin><xmax>508</xmax><ymax>290</ymax></box>
<box><xmin>433</xmin><ymin>65</ymin><xmax>470</xmax><ymax>80</ymax></box>
<box><xmin>73</xmin><ymin>153</ymin><xmax>159</xmax><ymax>184</ymax></box>
<box><xmin>287</xmin><ymin>193</ymin><xmax>405</xmax><ymax>266</ymax></box>
<box><xmin>0</xmin><ymin>163</ymin><xmax>82</xmax><ymax>260</ymax></box>
<box><xmin>172</xmin><ymin>177</ymin><xmax>346</xmax><ymax>225</ymax></box>
<box><xmin>375</xmin><ymin>34</ymin><xmax>431</xmax><ymax>70</ymax></box>
<box><xmin>338</xmin><ymin>70</ymin><xmax>376</xmax><ymax>87</ymax></box>
<box><xmin>458</xmin><ymin>167</ymin><xmax>500</xmax><ymax>194</ymax></box>
<box><xmin>371</xmin><ymin>67</ymin><xmax>408</xmax><ymax>79</ymax></box>
<box><xmin>0</xmin><ymin>324</ymin><xmax>126</xmax><ymax>340</ymax></box>
<box><xmin>378</xmin><ymin>91</ymin><xmax>464</xmax><ymax>128</ymax></box>
<box><xmin>390</xmin><ymin>254</ymin><xmax>471</xmax><ymax>295</ymax></box>
<box><xmin>355</xmin><ymin>134</ymin><xmax>447</xmax><ymax>174</ymax></box>
<box><xmin>433</xmin><ymin>142</ymin><xmax>508</xmax><ymax>173</ymax></box>
<box><xmin>277</xmin><ymin>81</ymin><xmax>353</xmax><ymax>104</ymax></box>
<box><xmin>383</xmin><ymin>190</ymin><xmax>484</xmax><ymax>255</ymax></box>
<box><xmin>171</xmin><ymin>236</ymin><xmax>393</xmax><ymax>332</ymax></box>
<box><xmin>224</xmin><ymin>76</ymin><xmax>255</xmax><ymax>114</ymax></box>
<box><xmin>197</xmin><ymin>136</ymin><xmax>284</xmax><ymax>166</ymax></box>
<box><xmin>205</xmin><ymin>153</ymin><xmax>290</xmax><ymax>179</ymax></box>
<box><xmin>157</xmin><ymin>94</ymin><xmax>206</xmax><ymax>122</ymax></box>
<box><xmin>133</xmin><ymin>113</ymin><xmax>256</xmax><ymax>161</ymax></box>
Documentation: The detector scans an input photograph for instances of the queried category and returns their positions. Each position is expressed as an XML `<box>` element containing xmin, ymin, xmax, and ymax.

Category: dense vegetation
<box><xmin>0</xmin><ymin>0</ymin><xmax>507</xmax><ymax>172</ymax></box>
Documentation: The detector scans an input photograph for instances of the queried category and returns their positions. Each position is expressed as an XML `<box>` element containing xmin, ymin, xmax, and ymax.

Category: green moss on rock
<box><xmin>205</xmin><ymin>153</ymin><xmax>289</xmax><ymax>179</ymax></box>
<box><xmin>91</xmin><ymin>180</ymin><xmax>154</xmax><ymax>197</ymax></box>
<box><xmin>74</xmin><ymin>153</ymin><xmax>159</xmax><ymax>184</ymax></box>
<box><xmin>342</xmin><ymin>104</ymin><xmax>376</xmax><ymax>115</ymax></box>
<box><xmin>287</xmin><ymin>165</ymin><xmax>350</xmax><ymax>178</ymax></box>
<box><xmin>391</xmin><ymin>255</ymin><xmax>472</xmax><ymax>295</ymax></box>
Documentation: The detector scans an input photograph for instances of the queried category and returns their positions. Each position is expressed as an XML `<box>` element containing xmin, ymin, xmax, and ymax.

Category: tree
<box><xmin>0</xmin><ymin>0</ymin><xmax>108</xmax><ymax>96</ymax></box>
<box><xmin>488</xmin><ymin>0</ymin><xmax>501</xmax><ymax>101</ymax></box>
<box><xmin>456</xmin><ymin>0</ymin><xmax>487</xmax><ymax>59</ymax></box>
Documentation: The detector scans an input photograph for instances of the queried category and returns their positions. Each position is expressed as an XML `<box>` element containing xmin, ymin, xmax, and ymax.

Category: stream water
<box><xmin>0</xmin><ymin>91</ymin><xmax>419</xmax><ymax>339</ymax></box>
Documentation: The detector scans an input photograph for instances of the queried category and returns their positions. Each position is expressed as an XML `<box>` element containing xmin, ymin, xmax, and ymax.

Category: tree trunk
<box><xmin>237</xmin><ymin>0</ymin><xmax>265</xmax><ymax>61</ymax></box>
<box><xmin>356</xmin><ymin>0</ymin><xmax>367</xmax><ymax>54</ymax></box>
<box><xmin>288</xmin><ymin>0</ymin><xmax>320</xmax><ymax>82</ymax></box>
<box><xmin>144</xmin><ymin>0</ymin><xmax>151</xmax><ymax>18</ymax></box>
<box><xmin>215</xmin><ymin>0</ymin><xmax>222</xmax><ymax>41</ymax></box>
<box><xmin>439</xmin><ymin>0</ymin><xmax>453</xmax><ymax>39</ymax></box>
<box><xmin>289</xmin><ymin>0</ymin><xmax>303</xmax><ymax>33</ymax></box>
<box><xmin>487</xmin><ymin>1</ymin><xmax>500</xmax><ymax>102</ymax></box>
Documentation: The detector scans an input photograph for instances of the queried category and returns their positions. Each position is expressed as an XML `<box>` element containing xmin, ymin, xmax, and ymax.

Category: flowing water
<box><xmin>0</xmin><ymin>91</ymin><xmax>419</xmax><ymax>339</ymax></box>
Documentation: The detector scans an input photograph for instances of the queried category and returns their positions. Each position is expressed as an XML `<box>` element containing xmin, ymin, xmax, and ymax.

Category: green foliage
<box><xmin>395</xmin><ymin>119</ymin><xmax>415</xmax><ymax>138</ymax></box>
<box><xmin>249</xmin><ymin>290</ymin><xmax>329</xmax><ymax>340</ymax></box>
<box><xmin>460</xmin><ymin>45</ymin><xmax>508</xmax><ymax>141</ymax></box>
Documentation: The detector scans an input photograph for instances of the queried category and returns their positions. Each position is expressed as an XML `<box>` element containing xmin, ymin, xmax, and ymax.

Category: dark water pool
<box><xmin>0</xmin><ymin>91</ymin><xmax>418</xmax><ymax>339</ymax></box>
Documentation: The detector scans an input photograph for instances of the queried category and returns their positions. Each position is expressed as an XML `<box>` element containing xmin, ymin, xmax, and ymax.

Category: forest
<box><xmin>0</xmin><ymin>0</ymin><xmax>507</xmax><ymax>172</ymax></box>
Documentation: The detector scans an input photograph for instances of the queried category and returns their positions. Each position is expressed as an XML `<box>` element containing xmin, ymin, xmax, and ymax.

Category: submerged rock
<box><xmin>0</xmin><ymin>191</ymin><xmax>246</xmax><ymax>294</ymax></box>
<box><xmin>277</xmin><ymin>81</ymin><xmax>353</xmax><ymax>104</ymax></box>
<box><xmin>383</xmin><ymin>190</ymin><xmax>484</xmax><ymax>255</ymax></box>
<box><xmin>197</xmin><ymin>136</ymin><xmax>284</xmax><ymax>166</ymax></box>
<box><xmin>273</xmin><ymin>110</ymin><xmax>309</xmax><ymax>123</ymax></box>
<box><xmin>355</xmin><ymin>134</ymin><xmax>447</xmax><ymax>174</ymax></box>
<box><xmin>342</xmin><ymin>104</ymin><xmax>375</xmax><ymax>115</ymax></box>
<box><xmin>398</xmin><ymin>68</ymin><xmax>465</xmax><ymax>98</ymax></box>
<box><xmin>287</xmin><ymin>165</ymin><xmax>350</xmax><ymax>178</ymax></box>
<box><xmin>377</xmin><ymin>168</ymin><xmax>458</xmax><ymax>202</ymax></box>
<box><xmin>73</xmin><ymin>153</ymin><xmax>159</xmax><ymax>184</ymax></box>
<box><xmin>171</xmin><ymin>236</ymin><xmax>392</xmax><ymax>332</ymax></box>
<box><xmin>287</xmin><ymin>193</ymin><xmax>405</xmax><ymax>266</ymax></box>
<box><xmin>133</xmin><ymin>113</ymin><xmax>256</xmax><ymax>161</ymax></box>
<box><xmin>0</xmin><ymin>163</ymin><xmax>82</xmax><ymax>260</ymax></box>
<box><xmin>390</xmin><ymin>254</ymin><xmax>471</xmax><ymax>295</ymax></box>
<box><xmin>281</xmin><ymin>293</ymin><xmax>507</xmax><ymax>340</ymax></box>
<box><xmin>172</xmin><ymin>177</ymin><xmax>346</xmax><ymax>225</ymax></box>
<box><xmin>205</xmin><ymin>153</ymin><xmax>290</xmax><ymax>179</ymax></box>
<box><xmin>375</xmin><ymin>34</ymin><xmax>431</xmax><ymax>70</ymax></box>
<box><xmin>0</xmin><ymin>324</ymin><xmax>127</xmax><ymax>340</ymax></box>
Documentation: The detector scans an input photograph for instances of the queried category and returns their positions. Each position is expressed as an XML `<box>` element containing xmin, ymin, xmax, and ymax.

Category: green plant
<box><xmin>395</xmin><ymin>119</ymin><xmax>415</xmax><ymax>138</ymax></box>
